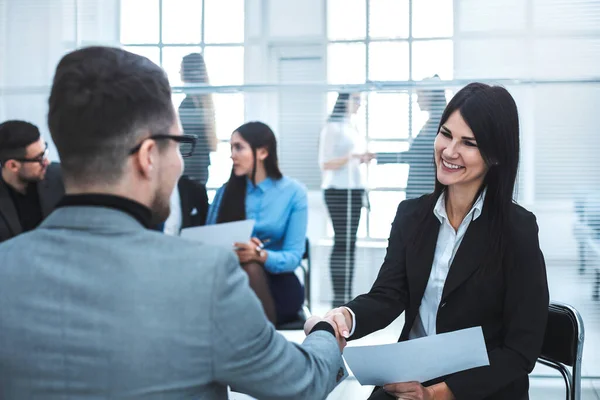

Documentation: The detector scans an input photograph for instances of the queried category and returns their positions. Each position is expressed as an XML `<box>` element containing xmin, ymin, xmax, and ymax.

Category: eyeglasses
<box><xmin>129</xmin><ymin>134</ymin><xmax>198</xmax><ymax>158</ymax></box>
<box><xmin>12</xmin><ymin>142</ymin><xmax>49</xmax><ymax>166</ymax></box>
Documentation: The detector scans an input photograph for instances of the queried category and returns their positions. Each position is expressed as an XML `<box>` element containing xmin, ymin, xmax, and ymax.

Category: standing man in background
<box><xmin>0</xmin><ymin>120</ymin><xmax>64</xmax><ymax>243</ymax></box>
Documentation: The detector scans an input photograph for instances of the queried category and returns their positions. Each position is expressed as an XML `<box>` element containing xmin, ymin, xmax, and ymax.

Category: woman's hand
<box><xmin>383</xmin><ymin>382</ymin><xmax>435</xmax><ymax>400</ymax></box>
<box><xmin>383</xmin><ymin>382</ymin><xmax>454</xmax><ymax>400</ymax></box>
<box><xmin>233</xmin><ymin>238</ymin><xmax>267</xmax><ymax>264</ymax></box>
<box><xmin>353</xmin><ymin>152</ymin><xmax>376</xmax><ymax>163</ymax></box>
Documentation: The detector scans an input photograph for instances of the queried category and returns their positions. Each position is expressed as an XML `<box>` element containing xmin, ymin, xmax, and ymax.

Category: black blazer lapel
<box><xmin>0</xmin><ymin>180</ymin><xmax>22</xmax><ymax>236</ymax></box>
<box><xmin>404</xmin><ymin>212</ymin><xmax>440</xmax><ymax>330</ymax></box>
<box><xmin>441</xmin><ymin>210</ymin><xmax>489</xmax><ymax>302</ymax></box>
<box><xmin>178</xmin><ymin>179</ymin><xmax>192</xmax><ymax>229</ymax></box>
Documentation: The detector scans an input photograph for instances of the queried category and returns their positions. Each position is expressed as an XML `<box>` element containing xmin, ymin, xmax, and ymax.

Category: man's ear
<box><xmin>3</xmin><ymin>160</ymin><xmax>20</xmax><ymax>173</ymax></box>
<box><xmin>257</xmin><ymin>147</ymin><xmax>268</xmax><ymax>161</ymax></box>
<box><xmin>134</xmin><ymin>140</ymin><xmax>157</xmax><ymax>179</ymax></box>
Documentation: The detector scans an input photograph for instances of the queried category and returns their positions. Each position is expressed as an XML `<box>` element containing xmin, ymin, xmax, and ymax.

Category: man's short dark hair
<box><xmin>0</xmin><ymin>120</ymin><xmax>41</xmax><ymax>165</ymax></box>
<box><xmin>48</xmin><ymin>46</ymin><xmax>175</xmax><ymax>185</ymax></box>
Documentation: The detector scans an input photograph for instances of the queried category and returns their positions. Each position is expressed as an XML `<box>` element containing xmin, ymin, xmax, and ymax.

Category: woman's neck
<box><xmin>249</xmin><ymin>165</ymin><xmax>268</xmax><ymax>185</ymax></box>
<box><xmin>445</xmin><ymin>184</ymin><xmax>480</xmax><ymax>230</ymax></box>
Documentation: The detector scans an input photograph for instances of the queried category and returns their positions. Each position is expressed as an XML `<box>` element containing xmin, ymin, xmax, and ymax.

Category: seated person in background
<box><xmin>0</xmin><ymin>120</ymin><xmax>64</xmax><ymax>243</ymax></box>
<box><xmin>322</xmin><ymin>83</ymin><xmax>549</xmax><ymax>400</ymax></box>
<box><xmin>207</xmin><ymin>121</ymin><xmax>307</xmax><ymax>326</ymax></box>
<box><xmin>0</xmin><ymin>46</ymin><xmax>346</xmax><ymax>399</ymax></box>
<box><xmin>161</xmin><ymin>174</ymin><xmax>209</xmax><ymax>235</ymax></box>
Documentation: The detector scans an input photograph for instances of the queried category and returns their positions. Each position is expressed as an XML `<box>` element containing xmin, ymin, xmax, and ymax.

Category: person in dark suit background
<box><xmin>162</xmin><ymin>175</ymin><xmax>209</xmax><ymax>235</ymax></box>
<box><xmin>377</xmin><ymin>75</ymin><xmax>447</xmax><ymax>199</ymax></box>
<box><xmin>178</xmin><ymin>53</ymin><xmax>218</xmax><ymax>185</ymax></box>
<box><xmin>0</xmin><ymin>120</ymin><xmax>64</xmax><ymax>243</ymax></box>
<box><xmin>319</xmin><ymin>83</ymin><xmax>550</xmax><ymax>399</ymax></box>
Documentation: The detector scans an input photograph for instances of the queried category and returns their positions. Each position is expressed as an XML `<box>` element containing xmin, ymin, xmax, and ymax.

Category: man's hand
<box><xmin>303</xmin><ymin>315</ymin><xmax>347</xmax><ymax>352</ymax></box>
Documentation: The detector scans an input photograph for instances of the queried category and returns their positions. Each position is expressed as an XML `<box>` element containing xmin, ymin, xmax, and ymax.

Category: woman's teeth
<box><xmin>442</xmin><ymin>160</ymin><xmax>463</xmax><ymax>170</ymax></box>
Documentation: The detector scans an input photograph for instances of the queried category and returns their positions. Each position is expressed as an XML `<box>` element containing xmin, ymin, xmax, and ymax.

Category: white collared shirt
<box><xmin>346</xmin><ymin>189</ymin><xmax>487</xmax><ymax>338</ymax></box>
<box><xmin>408</xmin><ymin>189</ymin><xmax>486</xmax><ymax>338</ymax></box>
<box><xmin>318</xmin><ymin>120</ymin><xmax>366</xmax><ymax>189</ymax></box>
<box><xmin>163</xmin><ymin>185</ymin><xmax>182</xmax><ymax>236</ymax></box>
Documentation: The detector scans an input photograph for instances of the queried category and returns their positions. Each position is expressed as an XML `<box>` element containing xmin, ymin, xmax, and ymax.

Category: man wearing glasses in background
<box><xmin>0</xmin><ymin>120</ymin><xmax>64</xmax><ymax>243</ymax></box>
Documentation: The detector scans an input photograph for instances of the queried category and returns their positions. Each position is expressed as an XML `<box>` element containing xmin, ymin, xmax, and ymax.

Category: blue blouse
<box><xmin>206</xmin><ymin>176</ymin><xmax>308</xmax><ymax>274</ymax></box>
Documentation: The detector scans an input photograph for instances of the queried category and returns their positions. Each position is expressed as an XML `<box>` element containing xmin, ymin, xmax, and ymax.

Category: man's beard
<box><xmin>149</xmin><ymin>188</ymin><xmax>171</xmax><ymax>226</ymax></box>
<box><xmin>18</xmin><ymin>169</ymin><xmax>46</xmax><ymax>185</ymax></box>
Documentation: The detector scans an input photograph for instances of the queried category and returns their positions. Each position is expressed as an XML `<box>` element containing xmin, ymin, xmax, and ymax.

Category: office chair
<box><xmin>537</xmin><ymin>302</ymin><xmax>585</xmax><ymax>400</ymax></box>
<box><xmin>276</xmin><ymin>238</ymin><xmax>312</xmax><ymax>331</ymax></box>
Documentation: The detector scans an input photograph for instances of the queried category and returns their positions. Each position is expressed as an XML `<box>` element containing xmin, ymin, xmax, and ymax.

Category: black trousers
<box><xmin>324</xmin><ymin>188</ymin><xmax>364</xmax><ymax>307</ymax></box>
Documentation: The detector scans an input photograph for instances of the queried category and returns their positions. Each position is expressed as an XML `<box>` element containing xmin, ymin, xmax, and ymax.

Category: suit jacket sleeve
<box><xmin>211</xmin><ymin>250</ymin><xmax>343</xmax><ymax>399</ymax></box>
<box><xmin>445</xmin><ymin>213</ymin><xmax>549</xmax><ymax>400</ymax></box>
<box><xmin>344</xmin><ymin>201</ymin><xmax>410</xmax><ymax>340</ymax></box>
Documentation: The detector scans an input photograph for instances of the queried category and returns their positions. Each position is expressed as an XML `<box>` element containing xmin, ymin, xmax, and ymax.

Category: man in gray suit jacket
<box><xmin>0</xmin><ymin>46</ymin><xmax>347</xmax><ymax>399</ymax></box>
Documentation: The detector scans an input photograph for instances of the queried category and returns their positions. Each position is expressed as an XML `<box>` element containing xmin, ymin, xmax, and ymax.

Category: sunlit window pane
<box><xmin>368</xmin><ymin>141</ymin><xmax>409</xmax><ymax>154</ymax></box>
<box><xmin>368</xmin><ymin>191</ymin><xmax>406</xmax><ymax>238</ymax></box>
<box><xmin>204</xmin><ymin>0</ymin><xmax>244</xmax><ymax>43</ymax></box>
<box><xmin>369</xmin><ymin>0</ymin><xmax>409</xmax><ymax>39</ymax></box>
<box><xmin>172</xmin><ymin>92</ymin><xmax>186</xmax><ymax>109</ymax></box>
<box><xmin>214</xmin><ymin>93</ymin><xmax>244</xmax><ymax>140</ymax></box>
<box><xmin>328</xmin><ymin>43</ymin><xmax>366</xmax><ymax>84</ymax></box>
<box><xmin>369</xmin><ymin>42</ymin><xmax>409</xmax><ymax>81</ymax></box>
<box><xmin>412</xmin><ymin>40</ymin><xmax>453</xmax><ymax>80</ymax></box>
<box><xmin>368</xmin><ymin>92</ymin><xmax>410</xmax><ymax>139</ymax></box>
<box><xmin>120</xmin><ymin>0</ymin><xmax>159</xmax><ymax>44</ymax></box>
<box><xmin>162</xmin><ymin>0</ymin><xmax>202</xmax><ymax>44</ymax></box>
<box><xmin>207</xmin><ymin>141</ymin><xmax>233</xmax><ymax>188</ymax></box>
<box><xmin>328</xmin><ymin>0</ymin><xmax>366</xmax><ymax>40</ymax></box>
<box><xmin>368</xmin><ymin>164</ymin><xmax>409</xmax><ymax>189</ymax></box>
<box><xmin>123</xmin><ymin>46</ymin><xmax>161</xmax><ymax>67</ymax></box>
<box><xmin>203</xmin><ymin>46</ymin><xmax>244</xmax><ymax>85</ymax></box>
<box><xmin>162</xmin><ymin>46</ymin><xmax>203</xmax><ymax>87</ymax></box>
<box><xmin>412</xmin><ymin>0</ymin><xmax>453</xmax><ymax>38</ymax></box>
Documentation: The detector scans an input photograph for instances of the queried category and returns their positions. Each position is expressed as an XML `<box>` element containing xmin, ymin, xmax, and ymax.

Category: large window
<box><xmin>327</xmin><ymin>0</ymin><xmax>453</xmax><ymax>239</ymax></box>
<box><xmin>120</xmin><ymin>0</ymin><xmax>245</xmax><ymax>190</ymax></box>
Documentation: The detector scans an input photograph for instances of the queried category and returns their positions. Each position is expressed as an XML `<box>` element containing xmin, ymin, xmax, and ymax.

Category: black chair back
<box><xmin>537</xmin><ymin>302</ymin><xmax>584</xmax><ymax>400</ymax></box>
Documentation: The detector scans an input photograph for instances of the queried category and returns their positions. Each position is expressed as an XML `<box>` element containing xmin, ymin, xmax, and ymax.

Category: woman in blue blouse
<box><xmin>206</xmin><ymin>121</ymin><xmax>307</xmax><ymax>325</ymax></box>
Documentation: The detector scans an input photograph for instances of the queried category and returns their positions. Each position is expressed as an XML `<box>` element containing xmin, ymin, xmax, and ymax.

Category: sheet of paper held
<box><xmin>180</xmin><ymin>219</ymin><xmax>255</xmax><ymax>248</ymax></box>
<box><xmin>343</xmin><ymin>326</ymin><xmax>490</xmax><ymax>386</ymax></box>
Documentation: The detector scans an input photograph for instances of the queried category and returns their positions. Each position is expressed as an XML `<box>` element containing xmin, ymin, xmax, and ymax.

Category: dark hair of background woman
<box><xmin>413</xmin><ymin>82</ymin><xmax>520</xmax><ymax>270</ymax></box>
<box><xmin>328</xmin><ymin>92</ymin><xmax>351</xmax><ymax>122</ymax></box>
<box><xmin>217</xmin><ymin>121</ymin><xmax>283</xmax><ymax>223</ymax></box>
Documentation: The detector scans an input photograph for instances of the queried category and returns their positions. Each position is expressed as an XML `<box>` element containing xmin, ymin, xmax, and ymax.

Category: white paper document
<box><xmin>343</xmin><ymin>327</ymin><xmax>490</xmax><ymax>386</ymax></box>
<box><xmin>181</xmin><ymin>220</ymin><xmax>255</xmax><ymax>248</ymax></box>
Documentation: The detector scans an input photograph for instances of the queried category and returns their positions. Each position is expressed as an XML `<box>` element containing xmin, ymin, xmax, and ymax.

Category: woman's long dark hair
<box><xmin>217</xmin><ymin>121</ymin><xmax>283</xmax><ymax>223</ymax></box>
<box><xmin>328</xmin><ymin>92</ymin><xmax>351</xmax><ymax>122</ymax></box>
<box><xmin>414</xmin><ymin>82</ymin><xmax>520</xmax><ymax>269</ymax></box>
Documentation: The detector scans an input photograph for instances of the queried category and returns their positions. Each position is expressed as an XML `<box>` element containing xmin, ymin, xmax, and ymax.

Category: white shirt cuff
<box><xmin>343</xmin><ymin>307</ymin><xmax>356</xmax><ymax>337</ymax></box>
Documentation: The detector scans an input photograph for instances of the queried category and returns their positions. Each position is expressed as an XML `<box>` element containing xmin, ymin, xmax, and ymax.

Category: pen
<box><xmin>255</xmin><ymin>238</ymin><xmax>271</xmax><ymax>254</ymax></box>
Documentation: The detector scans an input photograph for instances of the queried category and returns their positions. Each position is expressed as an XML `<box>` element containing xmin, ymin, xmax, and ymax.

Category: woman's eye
<box><xmin>440</xmin><ymin>130</ymin><xmax>451</xmax><ymax>138</ymax></box>
<box><xmin>464</xmin><ymin>141</ymin><xmax>478</xmax><ymax>147</ymax></box>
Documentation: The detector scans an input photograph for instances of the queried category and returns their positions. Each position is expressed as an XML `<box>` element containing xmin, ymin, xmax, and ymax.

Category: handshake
<box><xmin>303</xmin><ymin>307</ymin><xmax>353</xmax><ymax>352</ymax></box>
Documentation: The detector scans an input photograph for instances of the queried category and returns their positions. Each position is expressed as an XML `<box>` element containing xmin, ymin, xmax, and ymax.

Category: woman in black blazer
<box><xmin>324</xmin><ymin>83</ymin><xmax>550</xmax><ymax>400</ymax></box>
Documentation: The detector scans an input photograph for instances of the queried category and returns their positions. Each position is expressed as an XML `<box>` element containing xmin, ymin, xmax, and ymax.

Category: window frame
<box><xmin>326</xmin><ymin>0</ymin><xmax>454</xmax><ymax>239</ymax></box>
